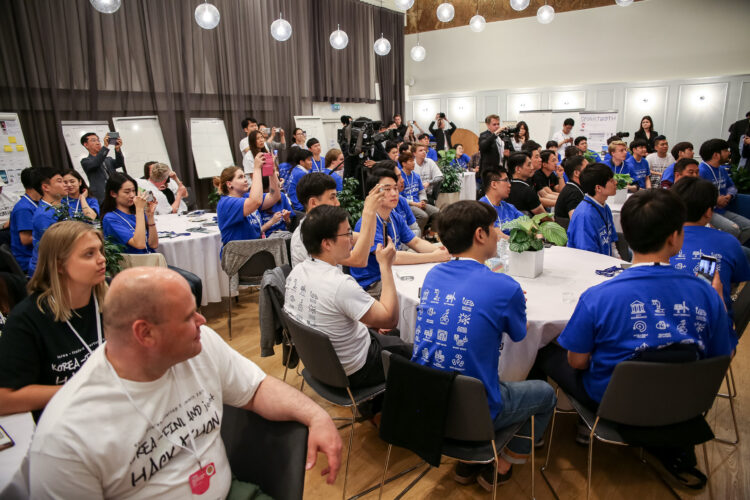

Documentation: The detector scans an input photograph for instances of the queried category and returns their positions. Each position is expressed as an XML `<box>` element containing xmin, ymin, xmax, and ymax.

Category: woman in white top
<box><xmin>510</xmin><ymin>121</ymin><xmax>529</xmax><ymax>152</ymax></box>
<box><xmin>138</xmin><ymin>162</ymin><xmax>188</xmax><ymax>215</ymax></box>
<box><xmin>290</xmin><ymin>128</ymin><xmax>308</xmax><ymax>149</ymax></box>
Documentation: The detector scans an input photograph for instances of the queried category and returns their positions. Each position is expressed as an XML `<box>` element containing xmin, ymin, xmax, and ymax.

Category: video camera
<box><xmin>498</xmin><ymin>126</ymin><xmax>519</xmax><ymax>141</ymax></box>
<box><xmin>614</xmin><ymin>131</ymin><xmax>630</xmax><ymax>139</ymax></box>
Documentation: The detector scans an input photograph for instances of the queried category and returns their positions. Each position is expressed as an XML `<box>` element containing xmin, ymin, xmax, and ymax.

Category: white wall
<box><xmin>404</xmin><ymin>0</ymin><xmax>750</xmax><ymax>95</ymax></box>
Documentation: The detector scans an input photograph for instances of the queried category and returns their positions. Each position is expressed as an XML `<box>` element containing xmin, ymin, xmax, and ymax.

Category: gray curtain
<box><xmin>374</xmin><ymin>5</ymin><xmax>405</xmax><ymax>122</ymax></box>
<box><xmin>0</xmin><ymin>0</ymin><xmax>403</xmax><ymax>205</ymax></box>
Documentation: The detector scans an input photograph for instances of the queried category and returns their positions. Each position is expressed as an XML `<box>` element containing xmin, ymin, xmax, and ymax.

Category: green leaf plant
<box><xmin>501</xmin><ymin>213</ymin><xmax>568</xmax><ymax>253</ymax></box>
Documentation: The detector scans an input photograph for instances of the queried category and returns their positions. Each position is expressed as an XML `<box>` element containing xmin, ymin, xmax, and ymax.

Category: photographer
<box><xmin>429</xmin><ymin>112</ymin><xmax>457</xmax><ymax>152</ymax></box>
<box><xmin>258</xmin><ymin>122</ymin><xmax>286</xmax><ymax>154</ymax></box>
<box><xmin>478</xmin><ymin>114</ymin><xmax>507</xmax><ymax>178</ymax></box>
<box><xmin>80</xmin><ymin>132</ymin><xmax>127</xmax><ymax>203</ymax></box>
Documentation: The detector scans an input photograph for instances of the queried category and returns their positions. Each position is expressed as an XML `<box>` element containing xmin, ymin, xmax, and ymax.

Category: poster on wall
<box><xmin>578</xmin><ymin>112</ymin><xmax>619</xmax><ymax>156</ymax></box>
<box><xmin>0</xmin><ymin>113</ymin><xmax>33</xmax><ymax>223</ymax></box>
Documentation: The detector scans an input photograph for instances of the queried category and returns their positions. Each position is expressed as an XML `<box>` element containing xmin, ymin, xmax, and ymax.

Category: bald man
<box><xmin>28</xmin><ymin>267</ymin><xmax>342</xmax><ymax>499</ymax></box>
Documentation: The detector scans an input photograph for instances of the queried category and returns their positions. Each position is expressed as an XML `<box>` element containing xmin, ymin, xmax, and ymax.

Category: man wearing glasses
<box><xmin>478</xmin><ymin>169</ymin><xmax>523</xmax><ymax>240</ymax></box>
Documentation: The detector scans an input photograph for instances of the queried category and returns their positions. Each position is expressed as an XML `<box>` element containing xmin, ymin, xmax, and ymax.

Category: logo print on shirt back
<box><xmin>630</xmin><ymin>300</ymin><xmax>646</xmax><ymax>319</ymax></box>
<box><xmin>651</xmin><ymin>299</ymin><xmax>665</xmax><ymax>315</ymax></box>
<box><xmin>674</xmin><ymin>302</ymin><xmax>690</xmax><ymax>316</ymax></box>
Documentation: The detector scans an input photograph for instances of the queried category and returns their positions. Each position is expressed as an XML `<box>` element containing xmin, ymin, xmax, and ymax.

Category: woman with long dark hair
<box><xmin>101</xmin><ymin>173</ymin><xmax>158</xmax><ymax>254</ymax></box>
<box><xmin>634</xmin><ymin>115</ymin><xmax>659</xmax><ymax>153</ymax></box>
<box><xmin>510</xmin><ymin>121</ymin><xmax>530</xmax><ymax>152</ymax></box>
<box><xmin>61</xmin><ymin>169</ymin><xmax>99</xmax><ymax>219</ymax></box>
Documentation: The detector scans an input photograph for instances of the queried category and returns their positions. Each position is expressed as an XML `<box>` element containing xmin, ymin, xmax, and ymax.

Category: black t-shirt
<box><xmin>0</xmin><ymin>292</ymin><xmax>100</xmax><ymax>392</ymax></box>
<box><xmin>555</xmin><ymin>181</ymin><xmax>585</xmax><ymax>218</ymax></box>
<box><xmin>508</xmin><ymin>179</ymin><xmax>541</xmax><ymax>213</ymax></box>
<box><xmin>163</xmin><ymin>186</ymin><xmax>176</xmax><ymax>205</ymax></box>
<box><xmin>532</xmin><ymin>169</ymin><xmax>559</xmax><ymax>193</ymax></box>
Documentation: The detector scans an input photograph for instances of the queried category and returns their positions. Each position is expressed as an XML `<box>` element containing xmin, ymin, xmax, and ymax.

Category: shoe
<box><xmin>576</xmin><ymin>421</ymin><xmax>591</xmax><ymax>446</ymax></box>
<box><xmin>534</xmin><ymin>437</ymin><xmax>545</xmax><ymax>449</ymax></box>
<box><xmin>477</xmin><ymin>464</ymin><xmax>512</xmax><ymax>491</ymax></box>
<box><xmin>453</xmin><ymin>462</ymin><xmax>484</xmax><ymax>485</ymax></box>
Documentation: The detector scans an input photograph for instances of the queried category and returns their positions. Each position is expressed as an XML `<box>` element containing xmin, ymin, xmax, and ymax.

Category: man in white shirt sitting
<box><xmin>412</xmin><ymin>143</ymin><xmax>443</xmax><ymax>204</ymax></box>
<box><xmin>137</xmin><ymin>162</ymin><xmax>188</xmax><ymax>215</ymax></box>
<box><xmin>238</xmin><ymin>117</ymin><xmax>258</xmax><ymax>156</ymax></box>
<box><xmin>285</xmin><ymin>205</ymin><xmax>412</xmax><ymax>389</ymax></box>
<box><xmin>646</xmin><ymin>135</ymin><xmax>674</xmax><ymax>186</ymax></box>
<box><xmin>28</xmin><ymin>267</ymin><xmax>342</xmax><ymax>499</ymax></box>
<box><xmin>551</xmin><ymin>118</ymin><xmax>575</xmax><ymax>151</ymax></box>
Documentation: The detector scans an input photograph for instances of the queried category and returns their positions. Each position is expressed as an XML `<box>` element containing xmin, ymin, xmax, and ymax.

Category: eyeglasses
<box><xmin>379</xmin><ymin>185</ymin><xmax>399</xmax><ymax>193</ymax></box>
<box><xmin>336</xmin><ymin>229</ymin><xmax>354</xmax><ymax>238</ymax></box>
<box><xmin>493</xmin><ymin>178</ymin><xmax>510</xmax><ymax>184</ymax></box>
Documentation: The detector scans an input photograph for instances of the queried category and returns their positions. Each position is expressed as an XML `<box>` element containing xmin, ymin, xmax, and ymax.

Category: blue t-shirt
<box><xmin>558</xmin><ymin>264</ymin><xmax>737</xmax><ymax>403</ymax></box>
<box><xmin>699</xmin><ymin>162</ymin><xmax>736</xmax><ymax>214</ymax></box>
<box><xmin>661</xmin><ymin>163</ymin><xmax>675</xmax><ymax>184</ymax></box>
<box><xmin>451</xmin><ymin>154</ymin><xmax>471</xmax><ymax>169</ymax></box>
<box><xmin>101</xmin><ymin>209</ymin><xmax>157</xmax><ymax>254</ymax></box>
<box><xmin>411</xmin><ymin>259</ymin><xmax>527</xmax><ymax>419</ymax></box>
<box><xmin>567</xmin><ymin>195</ymin><xmax>618</xmax><ymax>256</ymax></box>
<box><xmin>9</xmin><ymin>195</ymin><xmax>38</xmax><ymax>274</ymax></box>
<box><xmin>671</xmin><ymin>225</ymin><xmax>750</xmax><ymax>317</ymax></box>
<box><xmin>350</xmin><ymin>211</ymin><xmax>415</xmax><ymax>289</ymax></box>
<box><xmin>603</xmin><ymin>151</ymin><xmax>632</xmax><ymax>164</ymax></box>
<box><xmin>216</xmin><ymin>194</ymin><xmax>263</xmax><ymax>247</ymax></box>
<box><xmin>479</xmin><ymin>195</ymin><xmax>523</xmax><ymax>234</ymax></box>
<box><xmin>28</xmin><ymin>201</ymin><xmax>69</xmax><ymax>274</ymax></box>
<box><xmin>286</xmin><ymin>166</ymin><xmax>310</xmax><ymax>211</ymax></box>
<box><xmin>427</xmin><ymin>148</ymin><xmax>438</xmax><ymax>162</ymax></box>
<box><xmin>278</xmin><ymin>162</ymin><xmax>293</xmax><ymax>187</ymax></box>
<box><xmin>62</xmin><ymin>196</ymin><xmax>100</xmax><ymax>217</ymax></box>
<box><xmin>260</xmin><ymin>193</ymin><xmax>293</xmax><ymax>235</ymax></box>
<box><xmin>310</xmin><ymin>157</ymin><xmax>326</xmax><ymax>173</ymax></box>
<box><xmin>400</xmin><ymin>170</ymin><xmax>424</xmax><ymax>203</ymax></box>
<box><xmin>323</xmin><ymin>169</ymin><xmax>344</xmax><ymax>192</ymax></box>
<box><xmin>394</xmin><ymin>195</ymin><xmax>417</xmax><ymax>226</ymax></box>
<box><xmin>625</xmin><ymin>156</ymin><xmax>650</xmax><ymax>188</ymax></box>
<box><xmin>605</xmin><ymin>159</ymin><xmax>637</xmax><ymax>180</ymax></box>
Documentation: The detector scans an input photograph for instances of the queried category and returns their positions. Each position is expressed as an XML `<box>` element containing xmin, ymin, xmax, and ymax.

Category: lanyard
<box><xmin>403</xmin><ymin>171</ymin><xmax>417</xmax><ymax>199</ymax></box>
<box><xmin>66</xmin><ymin>196</ymin><xmax>81</xmax><ymax>213</ymax></box>
<box><xmin>115</xmin><ymin>211</ymin><xmax>153</xmax><ymax>252</ymax></box>
<box><xmin>65</xmin><ymin>295</ymin><xmax>102</xmax><ymax>354</ymax></box>
<box><xmin>23</xmin><ymin>195</ymin><xmax>38</xmax><ymax>208</ymax></box>
<box><xmin>479</xmin><ymin>196</ymin><xmax>501</xmax><ymax>226</ymax></box>
<box><xmin>569</xmin><ymin>182</ymin><xmax>584</xmax><ymax>196</ymax></box>
<box><xmin>613</xmin><ymin>162</ymin><xmax>627</xmax><ymax>175</ymax></box>
<box><xmin>376</xmin><ymin>214</ymin><xmax>399</xmax><ymax>248</ymax></box>
<box><xmin>311</xmin><ymin>158</ymin><xmax>322</xmax><ymax>172</ymax></box>
<box><xmin>702</xmin><ymin>162</ymin><xmax>722</xmax><ymax>187</ymax></box>
<box><xmin>105</xmin><ymin>358</ymin><xmax>204</xmax><ymax>469</ymax></box>
<box><xmin>584</xmin><ymin>197</ymin><xmax>612</xmax><ymax>253</ymax></box>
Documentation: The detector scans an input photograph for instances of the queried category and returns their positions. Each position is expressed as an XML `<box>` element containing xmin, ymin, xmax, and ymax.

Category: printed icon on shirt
<box><xmin>694</xmin><ymin>321</ymin><xmax>706</xmax><ymax>333</ymax></box>
<box><xmin>675</xmin><ymin>249</ymin><xmax>686</xmax><ymax>260</ymax></box>
<box><xmin>421</xmin><ymin>289</ymin><xmax>430</xmax><ymax>302</ymax></box>
<box><xmin>656</xmin><ymin>320</ymin><xmax>668</xmax><ymax>330</ymax></box>
<box><xmin>635</xmin><ymin>342</ymin><xmax>650</xmax><ymax>353</ymax></box>
<box><xmin>677</xmin><ymin>320</ymin><xmax>689</xmax><ymax>335</ymax></box>
<box><xmin>434</xmin><ymin>349</ymin><xmax>445</xmax><ymax>366</ymax></box>
<box><xmin>695</xmin><ymin>307</ymin><xmax>707</xmax><ymax>321</ymax></box>
<box><xmin>427</xmin><ymin>307</ymin><xmax>436</xmax><ymax>317</ymax></box>
<box><xmin>432</xmin><ymin>289</ymin><xmax>440</xmax><ymax>303</ymax></box>
<box><xmin>458</xmin><ymin>313</ymin><xmax>471</xmax><ymax>326</ymax></box>
<box><xmin>440</xmin><ymin>310</ymin><xmax>450</xmax><ymax>325</ymax></box>
<box><xmin>461</xmin><ymin>297</ymin><xmax>474</xmax><ymax>312</ymax></box>
<box><xmin>673</xmin><ymin>301</ymin><xmax>690</xmax><ymax>316</ymax></box>
<box><xmin>444</xmin><ymin>292</ymin><xmax>456</xmax><ymax>306</ymax></box>
<box><xmin>633</xmin><ymin>321</ymin><xmax>647</xmax><ymax>333</ymax></box>
<box><xmin>451</xmin><ymin>354</ymin><xmax>465</xmax><ymax>368</ymax></box>
<box><xmin>437</xmin><ymin>330</ymin><xmax>448</xmax><ymax>342</ymax></box>
<box><xmin>657</xmin><ymin>332</ymin><xmax>671</xmax><ymax>339</ymax></box>
<box><xmin>414</xmin><ymin>325</ymin><xmax>422</xmax><ymax>341</ymax></box>
<box><xmin>454</xmin><ymin>334</ymin><xmax>468</xmax><ymax>347</ymax></box>
<box><xmin>421</xmin><ymin>348</ymin><xmax>430</xmax><ymax>362</ymax></box>
<box><xmin>630</xmin><ymin>300</ymin><xmax>646</xmax><ymax>319</ymax></box>
<box><xmin>675</xmin><ymin>263</ymin><xmax>686</xmax><ymax>270</ymax></box>
<box><xmin>651</xmin><ymin>299</ymin><xmax>665</xmax><ymax>315</ymax></box>
<box><xmin>423</xmin><ymin>328</ymin><xmax>433</xmax><ymax>339</ymax></box>
<box><xmin>691</xmin><ymin>250</ymin><xmax>702</xmax><ymax>259</ymax></box>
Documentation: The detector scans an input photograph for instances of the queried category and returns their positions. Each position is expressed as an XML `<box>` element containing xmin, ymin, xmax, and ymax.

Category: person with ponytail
<box><xmin>214</xmin><ymin>153</ymin><xmax>280</xmax><ymax>248</ymax></box>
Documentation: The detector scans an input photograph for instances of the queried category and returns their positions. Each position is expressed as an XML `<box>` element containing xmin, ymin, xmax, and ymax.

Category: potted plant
<box><xmin>613</xmin><ymin>173</ymin><xmax>632</xmax><ymax>204</ymax></box>
<box><xmin>339</xmin><ymin>177</ymin><xmax>364</xmax><ymax>227</ymax></box>
<box><xmin>501</xmin><ymin>213</ymin><xmax>568</xmax><ymax>278</ymax></box>
<box><xmin>435</xmin><ymin>149</ymin><xmax>463</xmax><ymax>209</ymax></box>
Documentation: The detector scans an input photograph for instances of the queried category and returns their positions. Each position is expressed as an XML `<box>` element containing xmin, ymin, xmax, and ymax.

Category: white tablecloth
<box><xmin>155</xmin><ymin>213</ymin><xmax>230</xmax><ymax>306</ymax></box>
<box><xmin>459</xmin><ymin>171</ymin><xmax>477</xmax><ymax>201</ymax></box>
<box><xmin>606</xmin><ymin>193</ymin><xmax>631</xmax><ymax>233</ymax></box>
<box><xmin>392</xmin><ymin>246</ymin><xmax>625</xmax><ymax>381</ymax></box>
<box><xmin>0</xmin><ymin>412</ymin><xmax>34</xmax><ymax>492</ymax></box>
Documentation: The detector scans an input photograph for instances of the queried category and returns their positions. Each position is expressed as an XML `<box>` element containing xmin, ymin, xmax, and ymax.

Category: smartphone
<box><xmin>439</xmin><ymin>112</ymin><xmax>446</xmax><ymax>119</ymax></box>
<box><xmin>0</xmin><ymin>424</ymin><xmax>14</xmax><ymax>451</ymax></box>
<box><xmin>108</xmin><ymin>131</ymin><xmax>120</xmax><ymax>141</ymax></box>
<box><xmin>696</xmin><ymin>254</ymin><xmax>718</xmax><ymax>284</ymax></box>
<box><xmin>261</xmin><ymin>153</ymin><xmax>274</xmax><ymax>176</ymax></box>
<box><xmin>262</xmin><ymin>127</ymin><xmax>271</xmax><ymax>135</ymax></box>
<box><xmin>144</xmin><ymin>190</ymin><xmax>155</xmax><ymax>203</ymax></box>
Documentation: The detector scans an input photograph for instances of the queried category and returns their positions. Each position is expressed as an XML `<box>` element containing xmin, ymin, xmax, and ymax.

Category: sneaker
<box><xmin>453</xmin><ymin>462</ymin><xmax>484</xmax><ymax>485</ymax></box>
<box><xmin>476</xmin><ymin>464</ymin><xmax>512</xmax><ymax>492</ymax></box>
<box><xmin>576</xmin><ymin>421</ymin><xmax>591</xmax><ymax>446</ymax></box>
<box><xmin>534</xmin><ymin>437</ymin><xmax>546</xmax><ymax>449</ymax></box>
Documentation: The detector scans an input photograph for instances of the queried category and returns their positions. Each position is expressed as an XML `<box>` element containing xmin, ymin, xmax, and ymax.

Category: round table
<box><xmin>0</xmin><ymin>412</ymin><xmax>34</xmax><ymax>493</ymax></box>
<box><xmin>459</xmin><ymin>171</ymin><xmax>477</xmax><ymax>201</ymax></box>
<box><xmin>606</xmin><ymin>193</ymin><xmax>632</xmax><ymax>233</ymax></box>
<box><xmin>155</xmin><ymin>213</ymin><xmax>230</xmax><ymax>306</ymax></box>
<box><xmin>392</xmin><ymin>246</ymin><xmax>625</xmax><ymax>381</ymax></box>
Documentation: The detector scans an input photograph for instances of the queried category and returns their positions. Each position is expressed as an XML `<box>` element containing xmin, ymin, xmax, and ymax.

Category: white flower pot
<box><xmin>509</xmin><ymin>248</ymin><xmax>544</xmax><ymax>279</ymax></box>
<box><xmin>436</xmin><ymin>191</ymin><xmax>460</xmax><ymax>210</ymax></box>
<box><xmin>614</xmin><ymin>189</ymin><xmax>627</xmax><ymax>204</ymax></box>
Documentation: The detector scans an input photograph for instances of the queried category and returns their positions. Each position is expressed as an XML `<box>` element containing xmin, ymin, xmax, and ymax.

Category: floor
<box><xmin>203</xmin><ymin>290</ymin><xmax>749</xmax><ymax>500</ymax></box>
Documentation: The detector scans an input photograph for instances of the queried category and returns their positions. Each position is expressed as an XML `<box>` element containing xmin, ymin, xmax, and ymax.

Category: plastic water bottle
<box><xmin>496</xmin><ymin>239</ymin><xmax>510</xmax><ymax>273</ymax></box>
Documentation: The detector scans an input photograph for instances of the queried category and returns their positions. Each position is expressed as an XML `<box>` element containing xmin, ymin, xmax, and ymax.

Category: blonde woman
<box><xmin>0</xmin><ymin>221</ymin><xmax>107</xmax><ymax>417</ymax></box>
<box><xmin>324</xmin><ymin>148</ymin><xmax>345</xmax><ymax>191</ymax></box>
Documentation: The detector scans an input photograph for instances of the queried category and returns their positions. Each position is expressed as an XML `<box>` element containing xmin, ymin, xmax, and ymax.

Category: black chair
<box><xmin>0</xmin><ymin>244</ymin><xmax>25</xmax><ymax>278</ymax></box>
<box><xmin>554</xmin><ymin>215</ymin><xmax>570</xmax><ymax>230</ymax></box>
<box><xmin>264</xmin><ymin>266</ymin><xmax>299</xmax><ymax>381</ymax></box>
<box><xmin>281</xmin><ymin>311</ymin><xmax>385</xmax><ymax>500</ymax></box>
<box><xmin>221</xmin><ymin>405</ymin><xmax>308</xmax><ymax>500</ymax></box>
<box><xmin>542</xmin><ymin>356</ymin><xmax>731</xmax><ymax>500</ymax></box>
<box><xmin>377</xmin><ymin>351</ymin><xmax>535</xmax><ymax>500</ymax></box>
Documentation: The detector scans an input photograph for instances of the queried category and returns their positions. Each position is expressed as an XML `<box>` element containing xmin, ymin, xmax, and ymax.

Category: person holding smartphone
<box><xmin>80</xmin><ymin>132</ymin><xmax>127</xmax><ymax>203</ymax></box>
<box><xmin>61</xmin><ymin>169</ymin><xmax>99</xmax><ymax>219</ymax></box>
<box><xmin>100</xmin><ymin>173</ymin><xmax>158</xmax><ymax>254</ymax></box>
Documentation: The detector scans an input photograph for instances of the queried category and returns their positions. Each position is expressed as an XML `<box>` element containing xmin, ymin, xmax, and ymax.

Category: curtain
<box><xmin>0</xmin><ymin>0</ymin><xmax>402</xmax><ymax>205</ymax></box>
<box><xmin>374</xmin><ymin>5</ymin><xmax>405</xmax><ymax>122</ymax></box>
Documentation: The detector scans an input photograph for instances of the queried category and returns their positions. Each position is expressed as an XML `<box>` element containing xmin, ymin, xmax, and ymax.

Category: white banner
<box><xmin>0</xmin><ymin>113</ymin><xmax>32</xmax><ymax>223</ymax></box>
<box><xmin>578</xmin><ymin>112</ymin><xmax>619</xmax><ymax>157</ymax></box>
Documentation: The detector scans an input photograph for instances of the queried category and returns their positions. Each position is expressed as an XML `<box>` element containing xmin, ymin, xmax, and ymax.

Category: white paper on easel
<box><xmin>189</xmin><ymin>118</ymin><xmax>235</xmax><ymax>179</ymax></box>
<box><xmin>112</xmin><ymin>116</ymin><xmax>171</xmax><ymax>172</ymax></box>
<box><xmin>294</xmin><ymin>116</ymin><xmax>328</xmax><ymax>155</ymax></box>
<box><xmin>61</xmin><ymin>121</ymin><xmax>115</xmax><ymax>184</ymax></box>
<box><xmin>0</xmin><ymin>113</ymin><xmax>33</xmax><ymax>222</ymax></box>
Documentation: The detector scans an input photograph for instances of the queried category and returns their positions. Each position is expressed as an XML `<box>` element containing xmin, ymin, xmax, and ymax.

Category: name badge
<box><xmin>189</xmin><ymin>462</ymin><xmax>216</xmax><ymax>495</ymax></box>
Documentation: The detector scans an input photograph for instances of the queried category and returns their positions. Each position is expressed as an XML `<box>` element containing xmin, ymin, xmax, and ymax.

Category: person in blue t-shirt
<box><xmin>399</xmin><ymin>151</ymin><xmax>438</xmax><ymax>235</ymax></box>
<box><xmin>286</xmin><ymin>148</ymin><xmax>314</xmax><ymax>211</ymax></box>
<box><xmin>386</xmin><ymin>162</ymin><xmax>419</xmax><ymax>238</ymax></box>
<box><xmin>451</xmin><ymin>144</ymin><xmax>472</xmax><ymax>170</ymax></box>
<box><xmin>100</xmin><ymin>173</ymin><xmax>159</xmax><ymax>255</ymax></box>
<box><xmin>625</xmin><ymin>139</ymin><xmax>652</xmax><ymax>189</ymax></box>
<box><xmin>323</xmin><ymin>148</ymin><xmax>345</xmax><ymax>192</ymax></box>
<box><xmin>350</xmin><ymin>168</ymin><xmax>450</xmax><ymax>297</ymax></box>
<box><xmin>61</xmin><ymin>169</ymin><xmax>99</xmax><ymax>219</ymax></box>
<box><xmin>411</xmin><ymin>200</ymin><xmax>555</xmax><ymax>490</ymax></box>
<box><xmin>698</xmin><ymin>139</ymin><xmax>750</xmax><ymax>246</ymax></box>
<box><xmin>418</xmin><ymin>133</ymin><xmax>439</xmax><ymax>162</ymax></box>
<box><xmin>535</xmin><ymin>189</ymin><xmax>736</xmax><ymax>471</ymax></box>
<box><xmin>306</xmin><ymin>138</ymin><xmax>326</xmax><ymax>173</ymax></box>
<box><xmin>671</xmin><ymin>177</ymin><xmax>750</xmax><ymax>310</ymax></box>
<box><xmin>604</xmin><ymin>140</ymin><xmax>638</xmax><ymax>192</ymax></box>
<box><xmin>660</xmin><ymin>141</ymin><xmax>695</xmax><ymax>188</ymax></box>
<box><xmin>260</xmin><ymin>175</ymin><xmax>293</xmax><ymax>236</ymax></box>
<box><xmin>602</xmin><ymin>135</ymin><xmax>633</xmax><ymax>164</ymax></box>
<box><xmin>479</xmin><ymin>169</ymin><xmax>523</xmax><ymax>238</ymax></box>
<box><xmin>214</xmin><ymin>162</ymin><xmax>281</xmax><ymax>247</ymax></box>
<box><xmin>567</xmin><ymin>163</ymin><xmax>620</xmax><ymax>257</ymax></box>
<box><xmin>28</xmin><ymin>167</ymin><xmax>70</xmax><ymax>275</ymax></box>
<box><xmin>574</xmin><ymin>136</ymin><xmax>602</xmax><ymax>164</ymax></box>
<box><xmin>10</xmin><ymin>167</ymin><xmax>42</xmax><ymax>274</ymax></box>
